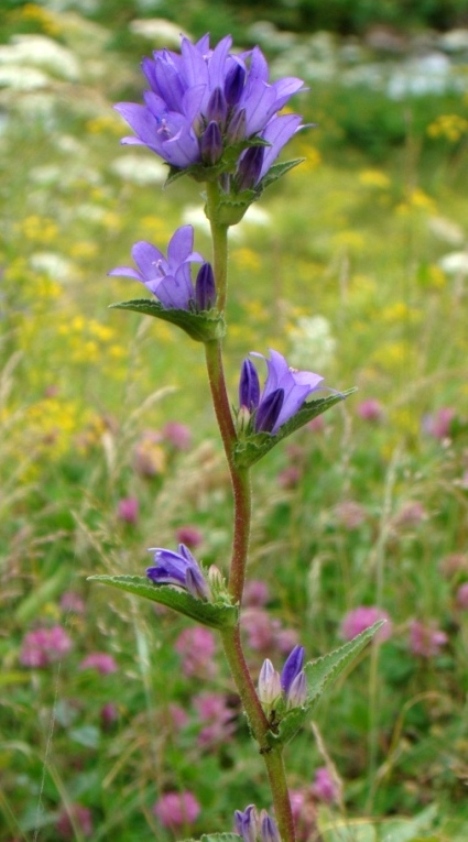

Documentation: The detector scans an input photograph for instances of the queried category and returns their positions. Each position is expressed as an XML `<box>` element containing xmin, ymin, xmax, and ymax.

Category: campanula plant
<box><xmin>92</xmin><ymin>32</ymin><xmax>382</xmax><ymax>842</ymax></box>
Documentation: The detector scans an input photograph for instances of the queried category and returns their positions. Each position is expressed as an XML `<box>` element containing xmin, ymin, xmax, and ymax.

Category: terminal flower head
<box><xmin>109</xmin><ymin>225</ymin><xmax>216</xmax><ymax>311</ymax></box>
<box><xmin>114</xmin><ymin>34</ymin><xmax>305</xmax><ymax>180</ymax></box>
<box><xmin>239</xmin><ymin>350</ymin><xmax>324</xmax><ymax>434</ymax></box>
<box><xmin>147</xmin><ymin>543</ymin><xmax>210</xmax><ymax>600</ymax></box>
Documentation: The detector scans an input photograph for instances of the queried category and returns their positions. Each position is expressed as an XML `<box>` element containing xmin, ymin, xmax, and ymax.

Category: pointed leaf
<box><xmin>267</xmin><ymin>621</ymin><xmax>383</xmax><ymax>747</ymax></box>
<box><xmin>88</xmin><ymin>575</ymin><xmax>238</xmax><ymax>629</ymax></box>
<box><xmin>234</xmin><ymin>389</ymin><xmax>355</xmax><ymax>468</ymax></box>
<box><xmin>260</xmin><ymin>157</ymin><xmax>305</xmax><ymax>190</ymax></box>
<box><xmin>110</xmin><ymin>299</ymin><xmax>225</xmax><ymax>342</ymax></box>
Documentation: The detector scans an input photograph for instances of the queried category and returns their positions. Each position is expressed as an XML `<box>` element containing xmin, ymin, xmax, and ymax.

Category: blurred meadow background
<box><xmin>1</xmin><ymin>0</ymin><xmax>468</xmax><ymax>839</ymax></box>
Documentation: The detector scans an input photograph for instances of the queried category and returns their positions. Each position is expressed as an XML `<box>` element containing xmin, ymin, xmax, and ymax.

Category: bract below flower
<box><xmin>114</xmin><ymin>34</ymin><xmax>305</xmax><ymax>179</ymax></box>
<box><xmin>146</xmin><ymin>543</ymin><xmax>210</xmax><ymax>600</ymax></box>
<box><xmin>109</xmin><ymin>224</ymin><xmax>216</xmax><ymax>311</ymax></box>
<box><xmin>239</xmin><ymin>350</ymin><xmax>324</xmax><ymax>434</ymax></box>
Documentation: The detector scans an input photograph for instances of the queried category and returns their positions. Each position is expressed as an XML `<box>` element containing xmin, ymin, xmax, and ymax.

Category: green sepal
<box><xmin>179</xmin><ymin>835</ymin><xmax>241</xmax><ymax>842</ymax></box>
<box><xmin>88</xmin><ymin>575</ymin><xmax>238</xmax><ymax>629</ymax></box>
<box><xmin>205</xmin><ymin>189</ymin><xmax>257</xmax><ymax>227</ymax></box>
<box><xmin>203</xmin><ymin>159</ymin><xmax>306</xmax><ymax>227</ymax></box>
<box><xmin>259</xmin><ymin>157</ymin><xmax>305</xmax><ymax>190</ymax></box>
<box><xmin>165</xmin><ymin>137</ymin><xmax>270</xmax><ymax>187</ymax></box>
<box><xmin>233</xmin><ymin>388</ymin><xmax>355</xmax><ymax>469</ymax></box>
<box><xmin>266</xmin><ymin>621</ymin><xmax>384</xmax><ymax>748</ymax></box>
<box><xmin>109</xmin><ymin>299</ymin><xmax>225</xmax><ymax>343</ymax></box>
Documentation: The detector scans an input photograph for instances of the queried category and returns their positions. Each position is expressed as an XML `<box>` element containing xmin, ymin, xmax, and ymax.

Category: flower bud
<box><xmin>255</xmin><ymin>388</ymin><xmax>284</xmax><ymax>433</ymax></box>
<box><xmin>195</xmin><ymin>262</ymin><xmax>216</xmax><ymax>310</ymax></box>
<box><xmin>239</xmin><ymin>358</ymin><xmax>260</xmax><ymax>412</ymax></box>
<box><xmin>200</xmin><ymin>121</ymin><xmax>223</xmax><ymax>164</ymax></box>
<box><xmin>226</xmin><ymin>107</ymin><xmax>247</xmax><ymax>142</ymax></box>
<box><xmin>206</xmin><ymin>86</ymin><xmax>228</xmax><ymax>124</ymax></box>
<box><xmin>280</xmin><ymin>645</ymin><xmax>305</xmax><ymax>695</ymax></box>
<box><xmin>285</xmin><ymin>670</ymin><xmax>307</xmax><ymax>708</ymax></box>
<box><xmin>235</xmin><ymin>805</ymin><xmax>259</xmax><ymax>842</ymax></box>
<box><xmin>236</xmin><ymin>146</ymin><xmax>264</xmax><ymax>191</ymax></box>
<box><xmin>224</xmin><ymin>63</ymin><xmax>246</xmax><ymax>107</ymax></box>
<box><xmin>258</xmin><ymin>659</ymin><xmax>282</xmax><ymax>707</ymax></box>
<box><xmin>260</xmin><ymin>811</ymin><xmax>281</xmax><ymax>842</ymax></box>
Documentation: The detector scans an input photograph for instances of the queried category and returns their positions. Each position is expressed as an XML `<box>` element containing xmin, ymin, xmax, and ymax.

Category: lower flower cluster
<box><xmin>258</xmin><ymin>645</ymin><xmax>307</xmax><ymax>712</ymax></box>
<box><xmin>235</xmin><ymin>804</ymin><xmax>280</xmax><ymax>842</ymax></box>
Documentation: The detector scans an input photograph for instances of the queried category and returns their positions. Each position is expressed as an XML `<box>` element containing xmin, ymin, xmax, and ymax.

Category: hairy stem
<box><xmin>204</xmin><ymin>181</ymin><xmax>296</xmax><ymax>841</ymax></box>
<box><xmin>206</xmin><ymin>180</ymin><xmax>229</xmax><ymax>313</ymax></box>
<box><xmin>221</xmin><ymin>627</ymin><xmax>296</xmax><ymax>842</ymax></box>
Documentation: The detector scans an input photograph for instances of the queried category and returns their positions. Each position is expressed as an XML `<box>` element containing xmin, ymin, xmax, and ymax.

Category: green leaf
<box><xmin>260</xmin><ymin>157</ymin><xmax>305</xmax><ymax>190</ymax></box>
<box><xmin>88</xmin><ymin>575</ymin><xmax>238</xmax><ymax>629</ymax></box>
<box><xmin>234</xmin><ymin>389</ymin><xmax>355</xmax><ymax>468</ymax></box>
<box><xmin>109</xmin><ymin>299</ymin><xmax>225</xmax><ymax>343</ymax></box>
<box><xmin>268</xmin><ymin>621</ymin><xmax>383</xmax><ymax>747</ymax></box>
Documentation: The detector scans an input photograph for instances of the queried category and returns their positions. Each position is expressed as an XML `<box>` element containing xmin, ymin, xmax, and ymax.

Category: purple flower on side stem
<box><xmin>114</xmin><ymin>34</ymin><xmax>305</xmax><ymax>177</ymax></box>
<box><xmin>238</xmin><ymin>350</ymin><xmax>324</xmax><ymax>435</ymax></box>
<box><xmin>109</xmin><ymin>225</ymin><xmax>216</xmax><ymax>311</ymax></box>
<box><xmin>281</xmin><ymin>645</ymin><xmax>306</xmax><ymax>707</ymax></box>
<box><xmin>258</xmin><ymin>646</ymin><xmax>307</xmax><ymax>712</ymax></box>
<box><xmin>258</xmin><ymin>659</ymin><xmax>282</xmax><ymax>707</ymax></box>
<box><xmin>235</xmin><ymin>805</ymin><xmax>280</xmax><ymax>842</ymax></box>
<box><xmin>146</xmin><ymin>543</ymin><xmax>210</xmax><ymax>600</ymax></box>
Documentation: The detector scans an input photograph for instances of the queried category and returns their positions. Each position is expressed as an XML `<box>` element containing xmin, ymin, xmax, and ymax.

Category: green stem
<box><xmin>206</xmin><ymin>180</ymin><xmax>229</xmax><ymax>313</ymax></box>
<box><xmin>221</xmin><ymin>627</ymin><xmax>296</xmax><ymax>842</ymax></box>
<box><xmin>204</xmin><ymin>180</ymin><xmax>295</xmax><ymax>841</ymax></box>
<box><xmin>203</xmin><ymin>339</ymin><xmax>251</xmax><ymax>604</ymax></box>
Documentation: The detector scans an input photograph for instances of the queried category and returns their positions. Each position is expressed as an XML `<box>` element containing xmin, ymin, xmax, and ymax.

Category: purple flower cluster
<box><xmin>109</xmin><ymin>225</ymin><xmax>215</xmax><ymax>311</ymax></box>
<box><xmin>235</xmin><ymin>804</ymin><xmax>280</xmax><ymax>842</ymax></box>
<box><xmin>115</xmin><ymin>34</ymin><xmax>304</xmax><ymax>186</ymax></box>
<box><xmin>258</xmin><ymin>645</ymin><xmax>307</xmax><ymax>710</ymax></box>
<box><xmin>146</xmin><ymin>542</ymin><xmax>210</xmax><ymax>600</ymax></box>
<box><xmin>239</xmin><ymin>350</ymin><xmax>324</xmax><ymax>434</ymax></box>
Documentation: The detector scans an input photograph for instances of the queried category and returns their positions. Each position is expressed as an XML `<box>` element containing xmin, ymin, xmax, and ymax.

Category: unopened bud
<box><xmin>258</xmin><ymin>659</ymin><xmax>282</xmax><ymax>708</ymax></box>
